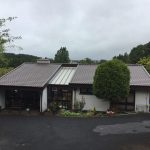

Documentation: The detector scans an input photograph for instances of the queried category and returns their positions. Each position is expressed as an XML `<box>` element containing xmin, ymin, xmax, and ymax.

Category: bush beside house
<box><xmin>93</xmin><ymin>59</ymin><xmax>130</xmax><ymax>110</ymax></box>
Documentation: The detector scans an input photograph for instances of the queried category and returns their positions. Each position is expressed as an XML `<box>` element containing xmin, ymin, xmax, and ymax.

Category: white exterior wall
<box><xmin>135</xmin><ymin>90</ymin><xmax>149</xmax><ymax>112</ymax></box>
<box><xmin>41</xmin><ymin>87</ymin><xmax>47</xmax><ymax>112</ymax></box>
<box><xmin>0</xmin><ymin>89</ymin><xmax>5</xmax><ymax>109</ymax></box>
<box><xmin>74</xmin><ymin>89</ymin><xmax>110</xmax><ymax>111</ymax></box>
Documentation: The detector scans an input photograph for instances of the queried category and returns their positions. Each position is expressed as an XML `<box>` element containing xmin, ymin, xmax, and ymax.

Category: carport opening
<box><xmin>5</xmin><ymin>89</ymin><xmax>40</xmax><ymax>110</ymax></box>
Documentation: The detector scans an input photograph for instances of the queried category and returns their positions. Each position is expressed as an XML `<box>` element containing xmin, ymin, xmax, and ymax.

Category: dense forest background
<box><xmin>113</xmin><ymin>42</ymin><xmax>150</xmax><ymax>73</ymax></box>
<box><xmin>0</xmin><ymin>53</ymin><xmax>39</xmax><ymax>76</ymax></box>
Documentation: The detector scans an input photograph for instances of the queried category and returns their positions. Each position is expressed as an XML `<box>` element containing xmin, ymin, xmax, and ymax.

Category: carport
<box><xmin>5</xmin><ymin>88</ymin><xmax>41</xmax><ymax>110</ymax></box>
<box><xmin>0</xmin><ymin>60</ymin><xmax>61</xmax><ymax>112</ymax></box>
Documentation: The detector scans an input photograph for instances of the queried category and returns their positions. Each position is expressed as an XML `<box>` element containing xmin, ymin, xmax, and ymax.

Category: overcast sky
<box><xmin>1</xmin><ymin>0</ymin><xmax>150</xmax><ymax>60</ymax></box>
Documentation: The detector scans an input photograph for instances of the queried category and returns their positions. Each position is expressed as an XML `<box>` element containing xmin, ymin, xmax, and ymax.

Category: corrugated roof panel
<box><xmin>65</xmin><ymin>69</ymin><xmax>76</xmax><ymax>85</ymax></box>
<box><xmin>60</xmin><ymin>68</ymin><xmax>72</xmax><ymax>85</ymax></box>
<box><xmin>70</xmin><ymin>65</ymin><xmax>98</xmax><ymax>84</ymax></box>
<box><xmin>0</xmin><ymin>63</ymin><xmax>61</xmax><ymax>87</ymax></box>
<box><xmin>54</xmin><ymin>68</ymin><xmax>68</xmax><ymax>84</ymax></box>
<box><xmin>51</xmin><ymin>69</ymin><xmax>64</xmax><ymax>84</ymax></box>
<box><xmin>128</xmin><ymin>65</ymin><xmax>150</xmax><ymax>86</ymax></box>
<box><xmin>49</xmin><ymin>67</ymin><xmax>76</xmax><ymax>85</ymax></box>
<box><xmin>70</xmin><ymin>64</ymin><xmax>150</xmax><ymax>86</ymax></box>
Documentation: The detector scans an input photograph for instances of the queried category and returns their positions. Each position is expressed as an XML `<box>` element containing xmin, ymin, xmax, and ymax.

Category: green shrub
<box><xmin>49</xmin><ymin>101</ymin><xmax>60</xmax><ymax>114</ymax></box>
<box><xmin>60</xmin><ymin>110</ymin><xmax>81</xmax><ymax>117</ymax></box>
<box><xmin>93</xmin><ymin>59</ymin><xmax>130</xmax><ymax>103</ymax></box>
<box><xmin>85</xmin><ymin>111</ymin><xmax>95</xmax><ymax>117</ymax></box>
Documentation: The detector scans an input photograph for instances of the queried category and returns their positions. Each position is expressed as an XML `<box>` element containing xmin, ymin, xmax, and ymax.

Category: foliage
<box><xmin>138</xmin><ymin>57</ymin><xmax>150</xmax><ymax>73</ymax></box>
<box><xmin>49</xmin><ymin>101</ymin><xmax>60</xmax><ymax>114</ymax></box>
<box><xmin>58</xmin><ymin>109</ymin><xmax>101</xmax><ymax>117</ymax></box>
<box><xmin>113</xmin><ymin>42</ymin><xmax>150</xmax><ymax>64</ymax></box>
<box><xmin>0</xmin><ymin>17</ymin><xmax>21</xmax><ymax>54</ymax></box>
<box><xmin>0</xmin><ymin>17</ymin><xmax>21</xmax><ymax>70</ymax></box>
<box><xmin>0</xmin><ymin>54</ymin><xmax>9</xmax><ymax>67</ymax></box>
<box><xmin>74</xmin><ymin>97</ymin><xmax>86</xmax><ymax>112</ymax></box>
<box><xmin>129</xmin><ymin>45</ymin><xmax>147</xmax><ymax>63</ymax></box>
<box><xmin>3</xmin><ymin>53</ymin><xmax>39</xmax><ymax>68</ymax></box>
<box><xmin>54</xmin><ymin>47</ymin><xmax>70</xmax><ymax>63</ymax></box>
<box><xmin>59</xmin><ymin>109</ymin><xmax>81</xmax><ymax>117</ymax></box>
<box><xmin>86</xmin><ymin>111</ymin><xmax>95</xmax><ymax>117</ymax></box>
<box><xmin>113</xmin><ymin>52</ymin><xmax>129</xmax><ymax>63</ymax></box>
<box><xmin>86</xmin><ymin>108</ymin><xmax>97</xmax><ymax>117</ymax></box>
<box><xmin>79</xmin><ymin>58</ymin><xmax>94</xmax><ymax>64</ymax></box>
<box><xmin>98</xmin><ymin>59</ymin><xmax>107</xmax><ymax>64</ymax></box>
<box><xmin>0</xmin><ymin>67</ymin><xmax>13</xmax><ymax>77</ymax></box>
<box><xmin>93</xmin><ymin>107</ymin><xmax>97</xmax><ymax>115</ymax></box>
<box><xmin>93</xmin><ymin>59</ymin><xmax>130</xmax><ymax>103</ymax></box>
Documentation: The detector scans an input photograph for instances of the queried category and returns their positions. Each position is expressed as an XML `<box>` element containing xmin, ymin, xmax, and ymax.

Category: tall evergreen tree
<box><xmin>54</xmin><ymin>47</ymin><xmax>70</xmax><ymax>63</ymax></box>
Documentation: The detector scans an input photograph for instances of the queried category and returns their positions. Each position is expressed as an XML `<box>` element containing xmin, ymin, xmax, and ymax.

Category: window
<box><xmin>80</xmin><ymin>88</ymin><xmax>92</xmax><ymax>95</ymax></box>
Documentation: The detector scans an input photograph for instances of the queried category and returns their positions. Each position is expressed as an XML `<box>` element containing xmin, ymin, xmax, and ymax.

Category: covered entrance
<box><xmin>48</xmin><ymin>86</ymin><xmax>72</xmax><ymax>109</ymax></box>
<box><xmin>48</xmin><ymin>64</ymin><xmax>77</xmax><ymax>110</ymax></box>
<box><xmin>5</xmin><ymin>88</ymin><xmax>40</xmax><ymax>110</ymax></box>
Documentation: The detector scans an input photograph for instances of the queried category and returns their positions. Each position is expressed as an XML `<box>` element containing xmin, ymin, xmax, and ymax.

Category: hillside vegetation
<box><xmin>113</xmin><ymin>42</ymin><xmax>150</xmax><ymax>73</ymax></box>
<box><xmin>0</xmin><ymin>53</ymin><xmax>39</xmax><ymax>77</ymax></box>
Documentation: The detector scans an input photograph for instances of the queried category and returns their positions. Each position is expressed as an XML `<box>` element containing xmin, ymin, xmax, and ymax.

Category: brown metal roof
<box><xmin>0</xmin><ymin>63</ymin><xmax>149</xmax><ymax>88</ymax></box>
<box><xmin>0</xmin><ymin>63</ymin><xmax>60</xmax><ymax>88</ymax></box>
<box><xmin>128</xmin><ymin>64</ymin><xmax>150</xmax><ymax>86</ymax></box>
<box><xmin>70</xmin><ymin>64</ymin><xmax>150</xmax><ymax>86</ymax></box>
<box><xmin>70</xmin><ymin>65</ymin><xmax>98</xmax><ymax>84</ymax></box>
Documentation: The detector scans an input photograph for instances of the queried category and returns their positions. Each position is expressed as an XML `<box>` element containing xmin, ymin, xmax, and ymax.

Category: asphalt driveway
<box><xmin>0</xmin><ymin>114</ymin><xmax>150</xmax><ymax>150</ymax></box>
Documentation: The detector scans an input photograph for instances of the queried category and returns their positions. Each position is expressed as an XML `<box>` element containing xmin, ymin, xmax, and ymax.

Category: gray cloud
<box><xmin>1</xmin><ymin>0</ymin><xmax>150</xmax><ymax>60</ymax></box>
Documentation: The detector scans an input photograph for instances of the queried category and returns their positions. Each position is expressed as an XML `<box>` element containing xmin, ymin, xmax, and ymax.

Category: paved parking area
<box><xmin>0</xmin><ymin>114</ymin><xmax>150</xmax><ymax>150</ymax></box>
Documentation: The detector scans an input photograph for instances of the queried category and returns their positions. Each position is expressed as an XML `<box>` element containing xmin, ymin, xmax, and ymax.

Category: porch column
<box><xmin>72</xmin><ymin>89</ymin><xmax>76</xmax><ymax>109</ymax></box>
<box><xmin>40</xmin><ymin>87</ymin><xmax>48</xmax><ymax>112</ymax></box>
<box><xmin>0</xmin><ymin>89</ymin><xmax>5</xmax><ymax>109</ymax></box>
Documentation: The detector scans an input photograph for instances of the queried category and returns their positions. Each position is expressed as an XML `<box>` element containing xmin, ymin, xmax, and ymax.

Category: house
<box><xmin>0</xmin><ymin>59</ymin><xmax>150</xmax><ymax>112</ymax></box>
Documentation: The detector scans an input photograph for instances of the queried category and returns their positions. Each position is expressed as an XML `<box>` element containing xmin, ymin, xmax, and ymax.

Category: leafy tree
<box><xmin>4</xmin><ymin>53</ymin><xmax>39</xmax><ymax>68</ymax></box>
<box><xmin>129</xmin><ymin>45</ymin><xmax>145</xmax><ymax>63</ymax></box>
<box><xmin>113</xmin><ymin>52</ymin><xmax>130</xmax><ymax>63</ymax></box>
<box><xmin>79</xmin><ymin>58</ymin><xmax>94</xmax><ymax>64</ymax></box>
<box><xmin>54</xmin><ymin>47</ymin><xmax>70</xmax><ymax>63</ymax></box>
<box><xmin>0</xmin><ymin>17</ymin><xmax>21</xmax><ymax>54</ymax></box>
<box><xmin>138</xmin><ymin>57</ymin><xmax>150</xmax><ymax>73</ymax></box>
<box><xmin>0</xmin><ymin>17</ymin><xmax>21</xmax><ymax>74</ymax></box>
<box><xmin>98</xmin><ymin>59</ymin><xmax>107</xmax><ymax>64</ymax></box>
<box><xmin>93</xmin><ymin>59</ymin><xmax>130</xmax><ymax>103</ymax></box>
<box><xmin>129</xmin><ymin>42</ymin><xmax>150</xmax><ymax>63</ymax></box>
